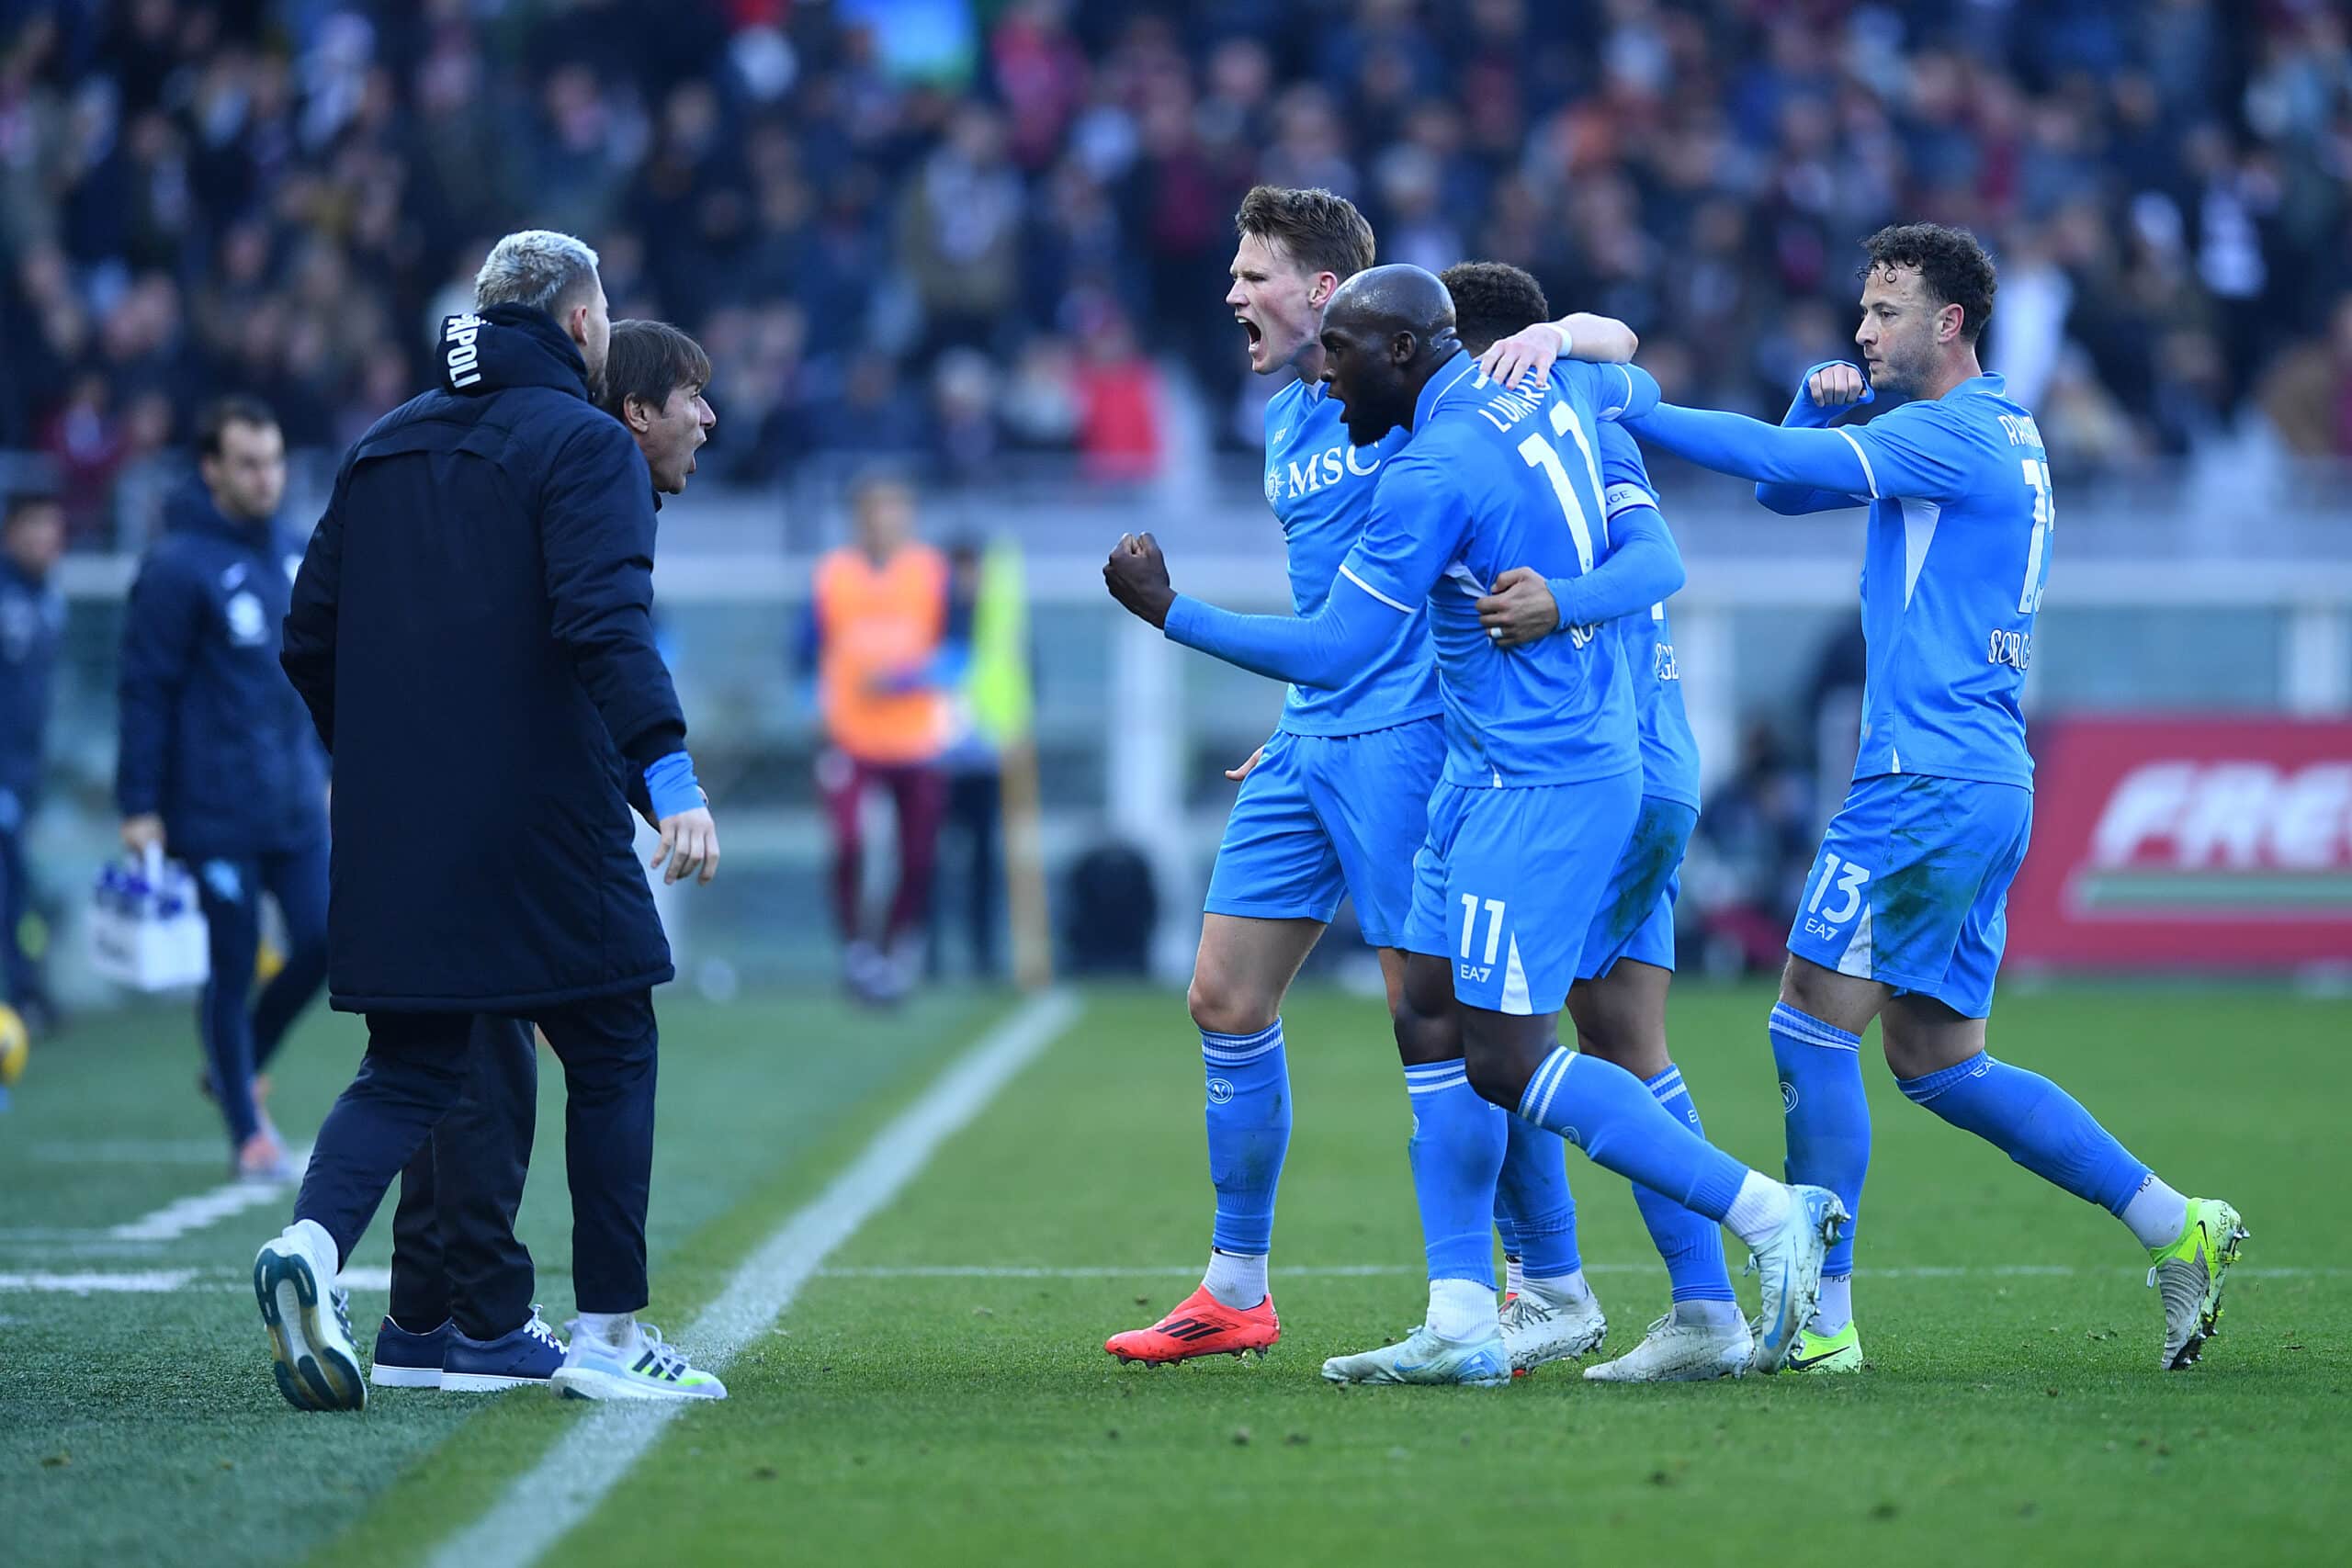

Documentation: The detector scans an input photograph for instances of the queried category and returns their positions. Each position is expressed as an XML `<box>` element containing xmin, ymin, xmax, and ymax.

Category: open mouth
<box><xmin>1238</xmin><ymin>315</ymin><xmax>1262</xmax><ymax>348</ymax></box>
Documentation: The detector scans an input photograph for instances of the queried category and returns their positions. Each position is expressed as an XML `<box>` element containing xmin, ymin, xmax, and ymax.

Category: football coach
<box><xmin>251</xmin><ymin>230</ymin><xmax>727</xmax><ymax>1410</ymax></box>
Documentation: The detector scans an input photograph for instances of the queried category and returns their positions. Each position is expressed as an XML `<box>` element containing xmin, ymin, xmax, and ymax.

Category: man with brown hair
<box><xmin>598</xmin><ymin>319</ymin><xmax>718</xmax><ymax>495</ymax></box>
<box><xmin>1626</xmin><ymin>222</ymin><xmax>2245</xmax><ymax>1375</ymax></box>
<box><xmin>1104</xmin><ymin>190</ymin><xmax>1638</xmax><ymax>1367</ymax></box>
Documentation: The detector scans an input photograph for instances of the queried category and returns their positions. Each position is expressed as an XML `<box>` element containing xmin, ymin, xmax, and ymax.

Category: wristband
<box><xmin>1549</xmin><ymin>320</ymin><xmax>1576</xmax><ymax>357</ymax></box>
<box><xmin>644</xmin><ymin>750</ymin><xmax>704</xmax><ymax>820</ymax></box>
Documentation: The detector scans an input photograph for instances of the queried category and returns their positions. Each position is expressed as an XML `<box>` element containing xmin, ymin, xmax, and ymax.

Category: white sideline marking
<box><xmin>424</xmin><ymin>990</ymin><xmax>1080</xmax><ymax>1568</ymax></box>
<box><xmin>107</xmin><ymin>1147</ymin><xmax>312</xmax><ymax>1242</ymax></box>
<box><xmin>0</xmin><ymin>1269</ymin><xmax>197</xmax><ymax>1293</ymax></box>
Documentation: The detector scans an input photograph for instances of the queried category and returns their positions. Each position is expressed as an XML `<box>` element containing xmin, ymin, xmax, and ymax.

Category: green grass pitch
<box><xmin>2</xmin><ymin>981</ymin><xmax>2346</xmax><ymax>1566</ymax></box>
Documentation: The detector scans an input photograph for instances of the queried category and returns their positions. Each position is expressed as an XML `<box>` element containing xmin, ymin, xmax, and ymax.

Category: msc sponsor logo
<box><xmin>1272</xmin><ymin>442</ymin><xmax>1383</xmax><ymax>503</ymax></box>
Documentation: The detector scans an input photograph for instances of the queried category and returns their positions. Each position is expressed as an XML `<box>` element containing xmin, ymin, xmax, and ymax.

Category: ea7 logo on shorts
<box><xmin>1205</xmin><ymin>1077</ymin><xmax>1235</xmax><ymax>1107</ymax></box>
<box><xmin>1458</xmin><ymin>964</ymin><xmax>1493</xmax><ymax>985</ymax></box>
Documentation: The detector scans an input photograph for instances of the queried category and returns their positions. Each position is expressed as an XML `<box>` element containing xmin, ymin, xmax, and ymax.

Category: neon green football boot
<box><xmin>2148</xmin><ymin>1197</ymin><xmax>2247</xmax><ymax>1371</ymax></box>
<box><xmin>1784</xmin><ymin>1319</ymin><xmax>1863</xmax><ymax>1374</ymax></box>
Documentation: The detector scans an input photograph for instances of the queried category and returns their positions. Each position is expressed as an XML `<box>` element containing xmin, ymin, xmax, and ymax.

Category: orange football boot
<box><xmin>1104</xmin><ymin>1286</ymin><xmax>1280</xmax><ymax>1364</ymax></box>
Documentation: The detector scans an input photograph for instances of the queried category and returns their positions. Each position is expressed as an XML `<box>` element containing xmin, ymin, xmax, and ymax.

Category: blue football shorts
<box><xmin>1577</xmin><ymin>795</ymin><xmax>1698</xmax><ymax>982</ymax></box>
<box><xmin>1786</xmin><ymin>773</ymin><xmax>2034</xmax><ymax>1020</ymax></box>
<box><xmin>1203</xmin><ymin>717</ymin><xmax>1445</xmax><ymax>949</ymax></box>
<box><xmin>1400</xmin><ymin>767</ymin><xmax>1644</xmax><ymax>1015</ymax></box>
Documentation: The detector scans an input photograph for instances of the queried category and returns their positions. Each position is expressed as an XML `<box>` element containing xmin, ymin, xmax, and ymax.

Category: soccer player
<box><xmin>1106</xmin><ymin>265</ymin><xmax>1846</xmax><ymax>1383</ymax></box>
<box><xmin>1622</xmin><ymin>223</ymin><xmax>2245</xmax><ymax>1372</ymax></box>
<box><xmin>1442</xmin><ymin>263</ymin><xmax>1750</xmax><ymax>1382</ymax></box>
<box><xmin>1102</xmin><ymin>190</ymin><xmax>1638</xmax><ymax>1367</ymax></box>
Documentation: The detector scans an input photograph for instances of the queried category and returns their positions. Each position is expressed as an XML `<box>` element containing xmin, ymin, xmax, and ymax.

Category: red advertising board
<box><xmin>2007</xmin><ymin>717</ymin><xmax>2352</xmax><ymax>970</ymax></box>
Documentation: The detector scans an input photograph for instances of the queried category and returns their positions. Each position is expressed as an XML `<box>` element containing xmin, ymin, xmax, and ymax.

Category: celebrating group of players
<box><xmin>1099</xmin><ymin>186</ymin><xmax>2246</xmax><ymax>1385</ymax></box>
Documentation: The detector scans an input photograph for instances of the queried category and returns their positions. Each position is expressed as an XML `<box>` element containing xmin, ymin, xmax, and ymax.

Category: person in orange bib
<box><xmin>806</xmin><ymin>474</ymin><xmax>953</xmax><ymax>1001</ymax></box>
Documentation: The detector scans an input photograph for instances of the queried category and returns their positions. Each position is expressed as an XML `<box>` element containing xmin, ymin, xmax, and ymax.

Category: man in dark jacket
<box><xmin>0</xmin><ymin>493</ymin><xmax>65</xmax><ymax>1032</ymax></box>
<box><xmin>368</xmin><ymin>317</ymin><xmax>721</xmax><ymax>1397</ymax></box>
<box><xmin>118</xmin><ymin>400</ymin><xmax>330</xmax><ymax>1179</ymax></box>
<box><xmin>251</xmin><ymin>231</ymin><xmax>724</xmax><ymax>1411</ymax></box>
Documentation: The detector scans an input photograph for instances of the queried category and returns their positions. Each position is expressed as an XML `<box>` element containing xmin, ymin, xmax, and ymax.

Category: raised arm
<box><xmin>1477</xmin><ymin>312</ymin><xmax>1641</xmax><ymax>388</ymax></box>
<box><xmin>1756</xmin><ymin>361</ymin><xmax>1872</xmax><ymax>514</ymax></box>
<box><xmin>1625</xmin><ymin>401</ymin><xmax>1874</xmax><ymax>493</ymax></box>
<box><xmin>1107</xmin><ymin>457</ymin><xmax>1463</xmax><ymax>689</ymax></box>
<box><xmin>1163</xmin><ymin>569</ymin><xmax>1409</xmax><ymax>689</ymax></box>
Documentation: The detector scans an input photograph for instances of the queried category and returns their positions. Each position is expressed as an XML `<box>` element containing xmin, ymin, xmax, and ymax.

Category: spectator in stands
<box><xmin>6</xmin><ymin>0</ymin><xmax>2352</xmax><ymax>497</ymax></box>
<box><xmin>0</xmin><ymin>493</ymin><xmax>64</xmax><ymax>1032</ymax></box>
<box><xmin>803</xmin><ymin>473</ymin><xmax>952</xmax><ymax>1004</ymax></box>
<box><xmin>116</xmin><ymin>397</ymin><xmax>328</xmax><ymax>1180</ymax></box>
<box><xmin>2258</xmin><ymin>293</ymin><xmax>2352</xmax><ymax>457</ymax></box>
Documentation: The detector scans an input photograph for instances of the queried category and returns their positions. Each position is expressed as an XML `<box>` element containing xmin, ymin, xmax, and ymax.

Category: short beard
<box><xmin>1871</xmin><ymin>343</ymin><xmax>1933</xmax><ymax>399</ymax></box>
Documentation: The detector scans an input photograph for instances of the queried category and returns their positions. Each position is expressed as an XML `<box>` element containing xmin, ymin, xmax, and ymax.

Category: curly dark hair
<box><xmin>1862</xmin><ymin>223</ymin><xmax>1996</xmax><ymax>344</ymax></box>
<box><xmin>1438</xmin><ymin>261</ymin><xmax>1550</xmax><ymax>356</ymax></box>
<box><xmin>1235</xmin><ymin>186</ymin><xmax>1375</xmax><ymax>282</ymax></box>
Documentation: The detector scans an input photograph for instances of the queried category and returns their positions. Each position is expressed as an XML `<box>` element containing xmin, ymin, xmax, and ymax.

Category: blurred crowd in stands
<box><xmin>9</xmin><ymin>0</ymin><xmax>2352</xmax><ymax>546</ymax></box>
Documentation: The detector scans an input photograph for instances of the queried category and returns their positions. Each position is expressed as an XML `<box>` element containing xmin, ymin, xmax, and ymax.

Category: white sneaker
<box><xmin>1746</xmin><ymin>1184</ymin><xmax>1848</xmax><ymax>1373</ymax></box>
<box><xmin>1498</xmin><ymin>1289</ymin><xmax>1608</xmax><ymax>1374</ymax></box>
<box><xmin>1584</xmin><ymin>1308</ymin><xmax>1752</xmax><ymax>1382</ymax></box>
<box><xmin>254</xmin><ymin>1224</ymin><xmax>365</xmax><ymax>1412</ymax></box>
<box><xmin>548</xmin><ymin>1321</ymin><xmax>728</xmax><ymax>1401</ymax></box>
<box><xmin>1319</xmin><ymin>1323</ymin><xmax>1511</xmax><ymax>1387</ymax></box>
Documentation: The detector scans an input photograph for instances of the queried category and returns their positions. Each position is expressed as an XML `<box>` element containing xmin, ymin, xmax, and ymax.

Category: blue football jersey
<box><xmin>1833</xmin><ymin>374</ymin><xmax>2047</xmax><ymax>789</ymax></box>
<box><xmin>1598</xmin><ymin>423</ymin><xmax>1701</xmax><ymax>810</ymax></box>
<box><xmin>1259</xmin><ymin>378</ymin><xmax>1438</xmax><ymax>736</ymax></box>
<box><xmin>1340</xmin><ymin>354</ymin><xmax>1646</xmax><ymax>788</ymax></box>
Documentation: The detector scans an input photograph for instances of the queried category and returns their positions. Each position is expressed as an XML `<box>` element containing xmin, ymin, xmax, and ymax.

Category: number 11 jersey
<box><xmin>1338</xmin><ymin>353</ymin><xmax>1657</xmax><ymax>790</ymax></box>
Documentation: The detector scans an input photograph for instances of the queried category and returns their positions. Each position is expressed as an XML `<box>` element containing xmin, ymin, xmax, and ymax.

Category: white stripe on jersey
<box><xmin>1835</xmin><ymin>427</ymin><xmax>1879</xmax><ymax>498</ymax></box>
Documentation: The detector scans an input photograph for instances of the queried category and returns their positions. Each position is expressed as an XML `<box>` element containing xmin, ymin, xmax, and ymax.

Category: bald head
<box><xmin>1317</xmin><ymin>264</ymin><xmax>1463</xmax><ymax>447</ymax></box>
<box><xmin>1324</xmin><ymin>264</ymin><xmax>1456</xmax><ymax>344</ymax></box>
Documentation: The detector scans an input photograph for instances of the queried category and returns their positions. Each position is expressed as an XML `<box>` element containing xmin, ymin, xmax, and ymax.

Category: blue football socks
<box><xmin>1770</xmin><ymin>1001</ymin><xmax>1871</xmax><ymax>1278</ymax></box>
<box><xmin>1495</xmin><ymin>1116</ymin><xmax>1580</xmax><ymax>1280</ymax></box>
<box><xmin>1632</xmin><ymin>1066</ymin><xmax>1736</xmax><ymax>1303</ymax></box>
<box><xmin>1516</xmin><ymin>1048</ymin><xmax>1747</xmax><ymax>1223</ymax></box>
<box><xmin>1405</xmin><ymin>1060</ymin><xmax>1507</xmax><ymax>1286</ymax></box>
<box><xmin>1898</xmin><ymin>1052</ymin><xmax>2151</xmax><ymax>1215</ymax></box>
<box><xmin>1202</xmin><ymin>1022</ymin><xmax>1290</xmax><ymax>1259</ymax></box>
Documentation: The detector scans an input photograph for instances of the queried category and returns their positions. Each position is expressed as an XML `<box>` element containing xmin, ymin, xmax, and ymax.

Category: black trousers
<box><xmin>385</xmin><ymin>1017</ymin><xmax>538</xmax><ymax>1339</ymax></box>
<box><xmin>294</xmin><ymin>988</ymin><xmax>658</xmax><ymax>1317</ymax></box>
